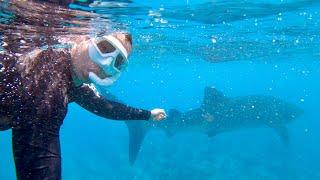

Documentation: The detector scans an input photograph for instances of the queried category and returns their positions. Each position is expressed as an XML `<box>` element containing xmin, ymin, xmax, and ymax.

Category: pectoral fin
<box><xmin>273</xmin><ymin>126</ymin><xmax>290</xmax><ymax>145</ymax></box>
<box><xmin>165</xmin><ymin>129</ymin><xmax>175</xmax><ymax>138</ymax></box>
<box><xmin>207</xmin><ymin>129</ymin><xmax>218</xmax><ymax>138</ymax></box>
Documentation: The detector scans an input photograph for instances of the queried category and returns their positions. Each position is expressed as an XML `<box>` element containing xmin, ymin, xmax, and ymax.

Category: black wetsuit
<box><xmin>0</xmin><ymin>48</ymin><xmax>150</xmax><ymax>180</ymax></box>
<box><xmin>34</xmin><ymin>0</ymin><xmax>94</xmax><ymax>6</ymax></box>
<box><xmin>34</xmin><ymin>0</ymin><xmax>74</xmax><ymax>6</ymax></box>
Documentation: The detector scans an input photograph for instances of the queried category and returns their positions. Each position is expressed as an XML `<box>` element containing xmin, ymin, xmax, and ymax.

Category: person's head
<box><xmin>70</xmin><ymin>32</ymin><xmax>133</xmax><ymax>87</ymax></box>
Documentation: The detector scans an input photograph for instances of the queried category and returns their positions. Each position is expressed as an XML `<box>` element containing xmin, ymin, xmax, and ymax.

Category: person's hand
<box><xmin>150</xmin><ymin>108</ymin><xmax>167</xmax><ymax>121</ymax></box>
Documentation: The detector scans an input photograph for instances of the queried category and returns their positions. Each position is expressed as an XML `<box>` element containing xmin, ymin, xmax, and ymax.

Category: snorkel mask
<box><xmin>88</xmin><ymin>35</ymin><xmax>129</xmax><ymax>87</ymax></box>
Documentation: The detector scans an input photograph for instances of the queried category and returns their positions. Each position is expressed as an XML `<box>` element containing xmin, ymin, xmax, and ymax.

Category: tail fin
<box><xmin>125</xmin><ymin>121</ymin><xmax>147</xmax><ymax>165</ymax></box>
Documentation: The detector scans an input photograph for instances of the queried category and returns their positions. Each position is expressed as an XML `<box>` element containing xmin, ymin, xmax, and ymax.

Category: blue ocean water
<box><xmin>1</xmin><ymin>0</ymin><xmax>320</xmax><ymax>179</ymax></box>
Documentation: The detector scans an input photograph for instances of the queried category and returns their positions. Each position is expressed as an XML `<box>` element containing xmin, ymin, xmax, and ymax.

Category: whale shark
<box><xmin>125</xmin><ymin>86</ymin><xmax>303</xmax><ymax>165</ymax></box>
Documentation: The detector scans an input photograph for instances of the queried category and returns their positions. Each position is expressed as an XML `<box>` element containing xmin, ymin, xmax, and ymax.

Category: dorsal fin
<box><xmin>203</xmin><ymin>86</ymin><xmax>227</xmax><ymax>109</ymax></box>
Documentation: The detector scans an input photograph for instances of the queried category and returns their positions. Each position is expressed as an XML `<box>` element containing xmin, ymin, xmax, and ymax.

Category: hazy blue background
<box><xmin>1</xmin><ymin>0</ymin><xmax>320</xmax><ymax>179</ymax></box>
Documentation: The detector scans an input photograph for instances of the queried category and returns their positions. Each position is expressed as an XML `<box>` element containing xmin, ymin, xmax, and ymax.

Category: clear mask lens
<box><xmin>94</xmin><ymin>38</ymin><xmax>128</xmax><ymax>71</ymax></box>
<box><xmin>114</xmin><ymin>55</ymin><xmax>126</xmax><ymax>71</ymax></box>
<box><xmin>96</xmin><ymin>38</ymin><xmax>116</xmax><ymax>53</ymax></box>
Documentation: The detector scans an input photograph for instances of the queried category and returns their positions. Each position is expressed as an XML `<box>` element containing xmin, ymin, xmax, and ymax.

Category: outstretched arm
<box><xmin>70</xmin><ymin>85</ymin><xmax>151</xmax><ymax>120</ymax></box>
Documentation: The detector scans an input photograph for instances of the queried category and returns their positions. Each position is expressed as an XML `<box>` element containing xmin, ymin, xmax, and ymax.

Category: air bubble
<box><xmin>211</xmin><ymin>38</ymin><xmax>217</xmax><ymax>44</ymax></box>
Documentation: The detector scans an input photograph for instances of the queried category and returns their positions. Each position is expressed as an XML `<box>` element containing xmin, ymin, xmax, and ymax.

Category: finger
<box><xmin>160</xmin><ymin>114</ymin><xmax>166</xmax><ymax>120</ymax></box>
<box><xmin>156</xmin><ymin>115</ymin><xmax>164</xmax><ymax>120</ymax></box>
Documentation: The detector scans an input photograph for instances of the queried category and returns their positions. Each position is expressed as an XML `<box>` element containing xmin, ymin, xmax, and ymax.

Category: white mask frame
<box><xmin>88</xmin><ymin>35</ymin><xmax>130</xmax><ymax>87</ymax></box>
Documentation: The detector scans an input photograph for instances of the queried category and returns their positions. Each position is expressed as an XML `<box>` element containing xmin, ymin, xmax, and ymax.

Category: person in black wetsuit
<box><xmin>0</xmin><ymin>31</ymin><xmax>167</xmax><ymax>179</ymax></box>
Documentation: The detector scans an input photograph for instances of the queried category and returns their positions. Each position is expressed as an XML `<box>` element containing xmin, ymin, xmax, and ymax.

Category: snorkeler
<box><xmin>0</xmin><ymin>32</ymin><xmax>167</xmax><ymax>179</ymax></box>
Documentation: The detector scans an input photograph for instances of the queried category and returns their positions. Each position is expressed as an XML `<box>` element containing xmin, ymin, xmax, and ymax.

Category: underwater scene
<box><xmin>1</xmin><ymin>0</ymin><xmax>320</xmax><ymax>179</ymax></box>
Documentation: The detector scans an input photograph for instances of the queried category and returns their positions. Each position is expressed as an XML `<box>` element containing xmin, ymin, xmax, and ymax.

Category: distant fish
<box><xmin>125</xmin><ymin>86</ymin><xmax>303</xmax><ymax>165</ymax></box>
